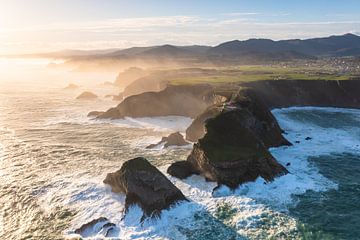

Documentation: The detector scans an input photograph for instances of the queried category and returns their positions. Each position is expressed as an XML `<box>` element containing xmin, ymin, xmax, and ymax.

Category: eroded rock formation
<box><xmin>169</xmin><ymin>90</ymin><xmax>290</xmax><ymax>188</ymax></box>
<box><xmin>103</xmin><ymin>157</ymin><xmax>187</xmax><ymax>219</ymax></box>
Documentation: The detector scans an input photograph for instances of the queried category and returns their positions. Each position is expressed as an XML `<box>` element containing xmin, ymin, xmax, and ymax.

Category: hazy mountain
<box><xmin>210</xmin><ymin>33</ymin><xmax>360</xmax><ymax>57</ymax></box>
<box><xmin>13</xmin><ymin>33</ymin><xmax>360</xmax><ymax>62</ymax></box>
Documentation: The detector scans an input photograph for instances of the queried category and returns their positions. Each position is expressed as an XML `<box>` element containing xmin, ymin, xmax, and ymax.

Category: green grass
<box><xmin>169</xmin><ymin>65</ymin><xmax>356</xmax><ymax>85</ymax></box>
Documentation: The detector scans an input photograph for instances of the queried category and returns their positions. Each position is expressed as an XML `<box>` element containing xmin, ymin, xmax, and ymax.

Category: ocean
<box><xmin>0</xmin><ymin>58</ymin><xmax>359</xmax><ymax>239</ymax></box>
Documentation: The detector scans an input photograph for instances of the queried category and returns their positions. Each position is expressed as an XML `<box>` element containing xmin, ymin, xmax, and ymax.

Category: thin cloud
<box><xmin>222</xmin><ymin>12</ymin><xmax>261</xmax><ymax>16</ymax></box>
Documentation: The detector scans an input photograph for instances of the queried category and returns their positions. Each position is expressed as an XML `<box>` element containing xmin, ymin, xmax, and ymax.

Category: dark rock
<box><xmin>76</xmin><ymin>91</ymin><xmax>98</xmax><ymax>100</ymax></box>
<box><xmin>241</xmin><ymin>80</ymin><xmax>360</xmax><ymax>109</ymax></box>
<box><xmin>167</xmin><ymin>161</ymin><xmax>199</xmax><ymax>179</ymax></box>
<box><xmin>305</xmin><ymin>137</ymin><xmax>312</xmax><ymax>140</ymax></box>
<box><xmin>74</xmin><ymin>217</ymin><xmax>116</xmax><ymax>238</ymax></box>
<box><xmin>103</xmin><ymin>157</ymin><xmax>187</xmax><ymax>219</ymax></box>
<box><xmin>186</xmin><ymin>105</ymin><xmax>223</xmax><ymax>142</ymax></box>
<box><xmin>169</xmin><ymin>90</ymin><xmax>289</xmax><ymax>188</ymax></box>
<box><xmin>87</xmin><ymin>111</ymin><xmax>105</xmax><ymax>117</ymax></box>
<box><xmin>186</xmin><ymin>89</ymin><xmax>291</xmax><ymax>147</ymax></box>
<box><xmin>98</xmin><ymin>84</ymin><xmax>216</xmax><ymax>119</ymax></box>
<box><xmin>146</xmin><ymin>132</ymin><xmax>188</xmax><ymax>149</ymax></box>
<box><xmin>295</xmin><ymin>141</ymin><xmax>300</xmax><ymax>144</ymax></box>
<box><xmin>286</xmin><ymin>162</ymin><xmax>291</xmax><ymax>166</ymax></box>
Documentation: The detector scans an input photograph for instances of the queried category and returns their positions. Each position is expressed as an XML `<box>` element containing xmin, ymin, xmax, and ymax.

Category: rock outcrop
<box><xmin>167</xmin><ymin>161</ymin><xmax>199</xmax><ymax>179</ymax></box>
<box><xmin>169</xmin><ymin>91</ymin><xmax>290</xmax><ymax>188</ymax></box>
<box><xmin>103</xmin><ymin>157</ymin><xmax>187</xmax><ymax>219</ymax></box>
<box><xmin>185</xmin><ymin>105</ymin><xmax>223</xmax><ymax>142</ymax></box>
<box><xmin>76</xmin><ymin>91</ymin><xmax>98</xmax><ymax>100</ymax></box>
<box><xmin>146</xmin><ymin>132</ymin><xmax>188</xmax><ymax>149</ymax></box>
<box><xmin>74</xmin><ymin>217</ymin><xmax>117</xmax><ymax>238</ymax></box>
<box><xmin>98</xmin><ymin>84</ymin><xmax>216</xmax><ymax>119</ymax></box>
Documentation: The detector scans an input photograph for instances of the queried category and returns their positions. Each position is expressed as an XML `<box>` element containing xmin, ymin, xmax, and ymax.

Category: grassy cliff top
<box><xmin>169</xmin><ymin>65</ymin><xmax>357</xmax><ymax>85</ymax></box>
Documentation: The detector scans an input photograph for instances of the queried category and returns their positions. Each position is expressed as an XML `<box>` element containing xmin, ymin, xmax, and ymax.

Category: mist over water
<box><xmin>0</xmin><ymin>59</ymin><xmax>359</xmax><ymax>239</ymax></box>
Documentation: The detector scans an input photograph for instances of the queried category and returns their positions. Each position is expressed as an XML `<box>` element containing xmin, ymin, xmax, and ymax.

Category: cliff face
<box><xmin>98</xmin><ymin>84</ymin><xmax>216</xmax><ymax>119</ymax></box>
<box><xmin>241</xmin><ymin>80</ymin><xmax>360</xmax><ymax>109</ymax></box>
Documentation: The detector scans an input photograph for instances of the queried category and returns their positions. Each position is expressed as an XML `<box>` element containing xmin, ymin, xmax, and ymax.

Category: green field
<box><xmin>169</xmin><ymin>65</ymin><xmax>356</xmax><ymax>85</ymax></box>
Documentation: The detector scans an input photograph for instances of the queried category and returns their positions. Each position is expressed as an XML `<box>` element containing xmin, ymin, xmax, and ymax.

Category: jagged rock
<box><xmin>76</xmin><ymin>91</ymin><xmax>98</xmax><ymax>100</ymax></box>
<box><xmin>169</xmin><ymin>90</ymin><xmax>290</xmax><ymax>188</ymax></box>
<box><xmin>74</xmin><ymin>217</ymin><xmax>117</xmax><ymax>238</ymax></box>
<box><xmin>167</xmin><ymin>161</ymin><xmax>199</xmax><ymax>179</ymax></box>
<box><xmin>103</xmin><ymin>157</ymin><xmax>187</xmax><ymax>219</ymax></box>
<box><xmin>64</xmin><ymin>83</ymin><xmax>79</xmax><ymax>90</ymax></box>
<box><xmin>146</xmin><ymin>132</ymin><xmax>188</xmax><ymax>149</ymax></box>
<box><xmin>186</xmin><ymin>89</ymin><xmax>291</xmax><ymax>147</ymax></box>
<box><xmin>87</xmin><ymin>111</ymin><xmax>105</xmax><ymax>117</ymax></box>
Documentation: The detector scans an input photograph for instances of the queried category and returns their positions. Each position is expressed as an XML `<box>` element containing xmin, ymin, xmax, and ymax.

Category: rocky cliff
<box><xmin>186</xmin><ymin>79</ymin><xmax>360</xmax><ymax>142</ymax></box>
<box><xmin>241</xmin><ymin>79</ymin><xmax>360</xmax><ymax>109</ymax></box>
<box><xmin>169</xmin><ymin>91</ymin><xmax>290</xmax><ymax>188</ymax></box>
<box><xmin>97</xmin><ymin>84</ymin><xmax>216</xmax><ymax>119</ymax></box>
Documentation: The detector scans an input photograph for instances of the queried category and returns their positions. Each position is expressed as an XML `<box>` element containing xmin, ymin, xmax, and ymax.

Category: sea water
<box><xmin>0</xmin><ymin>59</ymin><xmax>359</xmax><ymax>239</ymax></box>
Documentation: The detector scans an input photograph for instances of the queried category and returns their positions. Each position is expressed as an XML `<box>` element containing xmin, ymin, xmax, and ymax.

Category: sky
<box><xmin>1</xmin><ymin>0</ymin><xmax>360</xmax><ymax>54</ymax></box>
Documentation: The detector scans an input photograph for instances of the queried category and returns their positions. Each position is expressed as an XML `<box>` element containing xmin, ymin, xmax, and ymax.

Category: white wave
<box><xmin>93</xmin><ymin>116</ymin><xmax>193</xmax><ymax>133</ymax></box>
<box><xmin>45</xmin><ymin>107</ymin><xmax>193</xmax><ymax>133</ymax></box>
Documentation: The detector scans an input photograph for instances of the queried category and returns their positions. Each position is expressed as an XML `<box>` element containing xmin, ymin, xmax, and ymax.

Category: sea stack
<box><xmin>103</xmin><ymin>157</ymin><xmax>187</xmax><ymax>220</ymax></box>
<box><xmin>168</xmin><ymin>90</ymin><xmax>290</xmax><ymax>188</ymax></box>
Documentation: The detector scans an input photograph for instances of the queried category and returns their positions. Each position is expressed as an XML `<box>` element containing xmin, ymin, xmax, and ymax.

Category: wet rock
<box><xmin>74</xmin><ymin>217</ymin><xmax>117</xmax><ymax>238</ymax></box>
<box><xmin>167</xmin><ymin>161</ymin><xmax>199</xmax><ymax>179</ymax></box>
<box><xmin>103</xmin><ymin>157</ymin><xmax>187</xmax><ymax>219</ymax></box>
<box><xmin>76</xmin><ymin>91</ymin><xmax>98</xmax><ymax>100</ymax></box>
<box><xmin>146</xmin><ymin>132</ymin><xmax>188</xmax><ymax>149</ymax></box>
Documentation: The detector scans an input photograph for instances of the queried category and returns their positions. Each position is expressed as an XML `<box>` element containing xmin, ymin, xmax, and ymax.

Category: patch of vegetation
<box><xmin>169</xmin><ymin>65</ymin><xmax>356</xmax><ymax>85</ymax></box>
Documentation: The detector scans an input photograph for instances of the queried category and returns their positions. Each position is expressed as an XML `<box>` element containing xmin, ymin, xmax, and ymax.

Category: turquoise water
<box><xmin>274</xmin><ymin>108</ymin><xmax>360</xmax><ymax>240</ymax></box>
